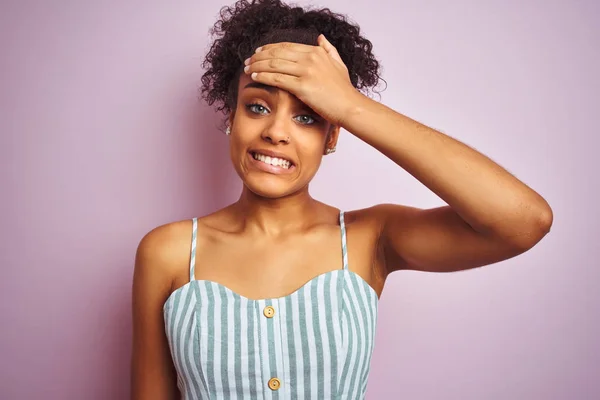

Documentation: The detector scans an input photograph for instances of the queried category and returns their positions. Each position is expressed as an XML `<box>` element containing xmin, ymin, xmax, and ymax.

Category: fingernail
<box><xmin>251</xmin><ymin>72</ymin><xmax>258</xmax><ymax>80</ymax></box>
<box><xmin>255</xmin><ymin>47</ymin><xmax>262</xmax><ymax>53</ymax></box>
<box><xmin>244</xmin><ymin>65</ymin><xmax>249</xmax><ymax>73</ymax></box>
<box><xmin>244</xmin><ymin>58</ymin><xmax>250</xmax><ymax>65</ymax></box>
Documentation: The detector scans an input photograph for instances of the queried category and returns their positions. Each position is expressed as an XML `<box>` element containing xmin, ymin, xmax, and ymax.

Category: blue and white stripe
<box><xmin>163</xmin><ymin>211</ymin><xmax>379</xmax><ymax>399</ymax></box>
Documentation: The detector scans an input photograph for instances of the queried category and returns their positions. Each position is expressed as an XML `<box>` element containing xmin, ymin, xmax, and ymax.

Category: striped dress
<box><xmin>163</xmin><ymin>212</ymin><xmax>379</xmax><ymax>399</ymax></box>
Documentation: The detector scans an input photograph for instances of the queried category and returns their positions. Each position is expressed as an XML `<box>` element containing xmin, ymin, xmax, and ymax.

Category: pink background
<box><xmin>1</xmin><ymin>0</ymin><xmax>598</xmax><ymax>399</ymax></box>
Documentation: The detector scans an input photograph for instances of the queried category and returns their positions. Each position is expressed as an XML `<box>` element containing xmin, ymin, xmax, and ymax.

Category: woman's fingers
<box><xmin>318</xmin><ymin>34</ymin><xmax>346</xmax><ymax>68</ymax></box>
<box><xmin>254</xmin><ymin>42</ymin><xmax>314</xmax><ymax>54</ymax></box>
<box><xmin>248</xmin><ymin>71</ymin><xmax>300</xmax><ymax>93</ymax></box>
<box><xmin>245</xmin><ymin>58</ymin><xmax>304</xmax><ymax>78</ymax></box>
<box><xmin>246</xmin><ymin>47</ymin><xmax>303</xmax><ymax>67</ymax></box>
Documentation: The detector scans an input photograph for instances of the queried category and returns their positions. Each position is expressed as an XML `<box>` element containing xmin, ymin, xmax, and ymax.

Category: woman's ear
<box><xmin>225</xmin><ymin>112</ymin><xmax>235</xmax><ymax>135</ymax></box>
<box><xmin>324</xmin><ymin>125</ymin><xmax>341</xmax><ymax>155</ymax></box>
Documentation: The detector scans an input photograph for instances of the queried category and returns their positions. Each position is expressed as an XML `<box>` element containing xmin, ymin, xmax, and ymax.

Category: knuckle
<box><xmin>274</xmin><ymin>73</ymin><xmax>284</xmax><ymax>83</ymax></box>
<box><xmin>268</xmin><ymin>58</ymin><xmax>278</xmax><ymax>69</ymax></box>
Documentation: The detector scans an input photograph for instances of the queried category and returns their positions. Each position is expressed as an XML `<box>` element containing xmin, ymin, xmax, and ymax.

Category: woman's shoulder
<box><xmin>343</xmin><ymin>203</ymin><xmax>419</xmax><ymax>243</ymax></box>
<box><xmin>135</xmin><ymin>219</ymin><xmax>195</xmax><ymax>281</ymax></box>
<box><xmin>344</xmin><ymin>203</ymin><xmax>389</xmax><ymax>228</ymax></box>
<box><xmin>346</xmin><ymin>203</ymin><xmax>418</xmax><ymax>224</ymax></box>
<box><xmin>136</xmin><ymin>208</ymin><xmax>232</xmax><ymax>261</ymax></box>
<box><xmin>137</xmin><ymin>211</ymin><xmax>223</xmax><ymax>254</ymax></box>
<box><xmin>133</xmin><ymin>212</ymin><xmax>226</xmax><ymax>294</ymax></box>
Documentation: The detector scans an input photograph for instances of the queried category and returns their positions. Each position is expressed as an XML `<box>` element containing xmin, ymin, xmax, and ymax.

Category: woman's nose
<box><xmin>261</xmin><ymin>121</ymin><xmax>291</xmax><ymax>144</ymax></box>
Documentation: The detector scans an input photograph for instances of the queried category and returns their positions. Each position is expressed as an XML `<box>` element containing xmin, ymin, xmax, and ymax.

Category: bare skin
<box><xmin>131</xmin><ymin>35</ymin><xmax>553</xmax><ymax>399</ymax></box>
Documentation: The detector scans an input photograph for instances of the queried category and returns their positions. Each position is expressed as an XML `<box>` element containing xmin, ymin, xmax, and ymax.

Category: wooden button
<box><xmin>268</xmin><ymin>377</ymin><xmax>281</xmax><ymax>390</ymax></box>
<box><xmin>263</xmin><ymin>305</ymin><xmax>275</xmax><ymax>318</ymax></box>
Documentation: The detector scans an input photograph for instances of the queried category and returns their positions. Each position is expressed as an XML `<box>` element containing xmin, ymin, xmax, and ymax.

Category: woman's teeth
<box><xmin>253</xmin><ymin>152</ymin><xmax>291</xmax><ymax>169</ymax></box>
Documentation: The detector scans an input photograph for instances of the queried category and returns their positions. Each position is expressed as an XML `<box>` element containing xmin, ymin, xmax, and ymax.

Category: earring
<box><xmin>225</xmin><ymin>126</ymin><xmax>231</xmax><ymax>135</ymax></box>
<box><xmin>326</xmin><ymin>146</ymin><xmax>336</xmax><ymax>155</ymax></box>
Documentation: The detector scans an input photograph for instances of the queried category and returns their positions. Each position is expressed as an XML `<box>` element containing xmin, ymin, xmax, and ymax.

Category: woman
<box><xmin>131</xmin><ymin>0</ymin><xmax>553</xmax><ymax>399</ymax></box>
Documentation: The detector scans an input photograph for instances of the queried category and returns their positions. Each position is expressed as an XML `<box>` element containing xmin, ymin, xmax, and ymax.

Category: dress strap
<box><xmin>339</xmin><ymin>211</ymin><xmax>349</xmax><ymax>270</ymax></box>
<box><xmin>189</xmin><ymin>218</ymin><xmax>198</xmax><ymax>282</ymax></box>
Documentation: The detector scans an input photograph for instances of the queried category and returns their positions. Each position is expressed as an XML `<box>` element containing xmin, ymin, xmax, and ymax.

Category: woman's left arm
<box><xmin>245</xmin><ymin>35</ymin><xmax>553</xmax><ymax>273</ymax></box>
<box><xmin>342</xmin><ymin>90</ymin><xmax>553</xmax><ymax>273</ymax></box>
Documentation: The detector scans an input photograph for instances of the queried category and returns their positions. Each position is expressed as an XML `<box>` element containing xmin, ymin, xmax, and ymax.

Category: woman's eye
<box><xmin>247</xmin><ymin>104</ymin><xmax>269</xmax><ymax>114</ymax></box>
<box><xmin>295</xmin><ymin>115</ymin><xmax>316</xmax><ymax>125</ymax></box>
<box><xmin>246</xmin><ymin>104</ymin><xmax>316</xmax><ymax>125</ymax></box>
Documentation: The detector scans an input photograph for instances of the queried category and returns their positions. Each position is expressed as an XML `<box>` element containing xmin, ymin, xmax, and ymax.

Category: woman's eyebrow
<box><xmin>244</xmin><ymin>82</ymin><xmax>277</xmax><ymax>94</ymax></box>
<box><xmin>243</xmin><ymin>82</ymin><xmax>318</xmax><ymax>115</ymax></box>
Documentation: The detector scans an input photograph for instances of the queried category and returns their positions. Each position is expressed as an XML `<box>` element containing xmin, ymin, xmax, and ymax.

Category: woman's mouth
<box><xmin>249</xmin><ymin>151</ymin><xmax>295</xmax><ymax>174</ymax></box>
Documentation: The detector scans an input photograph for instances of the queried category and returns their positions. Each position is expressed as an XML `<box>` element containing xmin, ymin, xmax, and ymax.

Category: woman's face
<box><xmin>228</xmin><ymin>73</ymin><xmax>339</xmax><ymax>199</ymax></box>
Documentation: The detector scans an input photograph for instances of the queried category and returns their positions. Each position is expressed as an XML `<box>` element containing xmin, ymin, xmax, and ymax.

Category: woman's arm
<box><xmin>131</xmin><ymin>227</ymin><xmax>180</xmax><ymax>399</ymax></box>
<box><xmin>244</xmin><ymin>36</ymin><xmax>553</xmax><ymax>273</ymax></box>
<box><xmin>342</xmin><ymin>94</ymin><xmax>553</xmax><ymax>273</ymax></box>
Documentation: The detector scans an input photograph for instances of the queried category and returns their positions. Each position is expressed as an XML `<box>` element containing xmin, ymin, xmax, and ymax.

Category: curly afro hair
<box><xmin>200</xmin><ymin>0</ymin><xmax>383</xmax><ymax>116</ymax></box>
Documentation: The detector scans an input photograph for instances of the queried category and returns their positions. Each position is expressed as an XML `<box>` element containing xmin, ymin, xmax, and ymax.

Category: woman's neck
<box><xmin>232</xmin><ymin>186</ymin><xmax>327</xmax><ymax>237</ymax></box>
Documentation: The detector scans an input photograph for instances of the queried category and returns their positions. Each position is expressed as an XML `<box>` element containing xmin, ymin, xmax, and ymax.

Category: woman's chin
<box><xmin>243</xmin><ymin>178</ymin><xmax>302</xmax><ymax>200</ymax></box>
